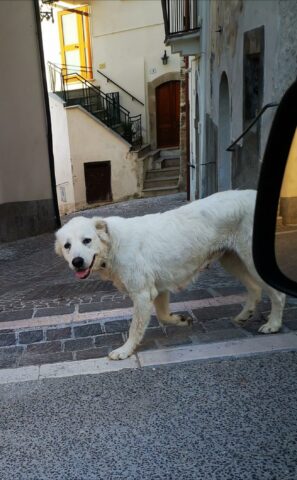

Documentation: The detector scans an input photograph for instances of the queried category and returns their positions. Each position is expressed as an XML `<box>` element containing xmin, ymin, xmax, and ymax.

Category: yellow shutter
<box><xmin>58</xmin><ymin>5</ymin><xmax>92</xmax><ymax>82</ymax></box>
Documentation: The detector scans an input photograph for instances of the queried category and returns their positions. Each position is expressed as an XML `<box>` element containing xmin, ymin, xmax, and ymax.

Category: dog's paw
<box><xmin>234</xmin><ymin>310</ymin><xmax>254</xmax><ymax>325</ymax></box>
<box><xmin>168</xmin><ymin>313</ymin><xmax>193</xmax><ymax>327</ymax></box>
<box><xmin>109</xmin><ymin>346</ymin><xmax>133</xmax><ymax>360</ymax></box>
<box><xmin>258</xmin><ymin>322</ymin><xmax>281</xmax><ymax>334</ymax></box>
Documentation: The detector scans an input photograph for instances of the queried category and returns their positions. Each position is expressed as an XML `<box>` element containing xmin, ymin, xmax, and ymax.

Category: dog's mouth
<box><xmin>75</xmin><ymin>255</ymin><xmax>96</xmax><ymax>280</ymax></box>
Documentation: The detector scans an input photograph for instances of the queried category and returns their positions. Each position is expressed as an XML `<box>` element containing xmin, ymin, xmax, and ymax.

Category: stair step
<box><xmin>139</xmin><ymin>149</ymin><xmax>160</xmax><ymax>162</ymax></box>
<box><xmin>144</xmin><ymin>175</ymin><xmax>179</xmax><ymax>189</ymax></box>
<box><xmin>146</xmin><ymin>167</ymin><xmax>179</xmax><ymax>179</ymax></box>
<box><xmin>161</xmin><ymin>157</ymin><xmax>180</xmax><ymax>168</ymax></box>
<box><xmin>159</xmin><ymin>148</ymin><xmax>180</xmax><ymax>159</ymax></box>
<box><xmin>135</xmin><ymin>144</ymin><xmax>151</xmax><ymax>157</ymax></box>
<box><xmin>142</xmin><ymin>185</ymin><xmax>179</xmax><ymax>198</ymax></box>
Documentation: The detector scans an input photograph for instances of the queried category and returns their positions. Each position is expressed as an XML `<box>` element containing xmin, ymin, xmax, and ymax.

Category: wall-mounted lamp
<box><xmin>161</xmin><ymin>50</ymin><xmax>169</xmax><ymax>65</ymax></box>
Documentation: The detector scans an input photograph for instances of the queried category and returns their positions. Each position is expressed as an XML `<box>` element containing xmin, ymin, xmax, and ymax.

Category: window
<box><xmin>58</xmin><ymin>5</ymin><xmax>92</xmax><ymax>81</ymax></box>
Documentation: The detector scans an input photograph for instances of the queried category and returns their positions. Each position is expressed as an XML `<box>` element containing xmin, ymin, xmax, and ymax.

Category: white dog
<box><xmin>55</xmin><ymin>190</ymin><xmax>285</xmax><ymax>360</ymax></box>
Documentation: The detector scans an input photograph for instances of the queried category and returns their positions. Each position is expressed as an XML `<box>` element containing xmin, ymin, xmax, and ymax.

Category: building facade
<box><xmin>0</xmin><ymin>0</ymin><xmax>59</xmax><ymax>242</ymax></box>
<box><xmin>162</xmin><ymin>0</ymin><xmax>297</xmax><ymax>223</ymax></box>
<box><xmin>41</xmin><ymin>0</ymin><xmax>183</xmax><ymax>214</ymax></box>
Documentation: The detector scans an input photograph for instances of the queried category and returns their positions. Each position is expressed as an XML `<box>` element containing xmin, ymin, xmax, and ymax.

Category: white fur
<box><xmin>55</xmin><ymin>190</ymin><xmax>285</xmax><ymax>360</ymax></box>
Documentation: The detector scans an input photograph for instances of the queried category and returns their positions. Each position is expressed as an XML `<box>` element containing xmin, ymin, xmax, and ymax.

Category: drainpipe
<box><xmin>33</xmin><ymin>0</ymin><xmax>61</xmax><ymax>229</ymax></box>
<box><xmin>198</xmin><ymin>0</ymin><xmax>209</xmax><ymax>198</ymax></box>
<box><xmin>179</xmin><ymin>56</ymin><xmax>190</xmax><ymax>199</ymax></box>
<box><xmin>185</xmin><ymin>56</ymin><xmax>190</xmax><ymax>201</ymax></box>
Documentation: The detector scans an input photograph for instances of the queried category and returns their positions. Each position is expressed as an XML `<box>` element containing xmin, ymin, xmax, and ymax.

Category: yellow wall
<box><xmin>281</xmin><ymin>128</ymin><xmax>297</xmax><ymax>198</ymax></box>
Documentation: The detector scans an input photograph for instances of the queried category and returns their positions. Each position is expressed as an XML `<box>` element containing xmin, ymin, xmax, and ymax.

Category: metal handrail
<box><xmin>227</xmin><ymin>103</ymin><xmax>279</xmax><ymax>152</ymax></box>
<box><xmin>48</xmin><ymin>62</ymin><xmax>142</xmax><ymax>148</ymax></box>
<box><xmin>97</xmin><ymin>70</ymin><xmax>144</xmax><ymax>106</ymax></box>
<box><xmin>47</xmin><ymin>62</ymin><xmax>93</xmax><ymax>73</ymax></box>
<box><xmin>64</xmin><ymin>72</ymin><xmax>130</xmax><ymax>115</ymax></box>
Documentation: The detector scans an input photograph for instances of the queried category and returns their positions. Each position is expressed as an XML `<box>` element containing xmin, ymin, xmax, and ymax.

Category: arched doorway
<box><xmin>218</xmin><ymin>73</ymin><xmax>232</xmax><ymax>191</ymax></box>
<box><xmin>156</xmin><ymin>80</ymin><xmax>180</xmax><ymax>148</ymax></box>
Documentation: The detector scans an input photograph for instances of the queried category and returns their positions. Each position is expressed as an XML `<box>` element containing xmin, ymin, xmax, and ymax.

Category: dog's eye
<box><xmin>64</xmin><ymin>242</ymin><xmax>71</xmax><ymax>250</ymax></box>
<box><xmin>83</xmin><ymin>238</ymin><xmax>92</xmax><ymax>245</ymax></box>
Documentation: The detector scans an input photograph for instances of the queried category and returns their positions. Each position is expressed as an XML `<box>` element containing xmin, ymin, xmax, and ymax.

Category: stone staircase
<box><xmin>141</xmin><ymin>148</ymin><xmax>180</xmax><ymax>197</ymax></box>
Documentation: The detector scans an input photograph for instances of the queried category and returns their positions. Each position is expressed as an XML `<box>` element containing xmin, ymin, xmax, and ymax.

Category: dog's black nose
<box><xmin>72</xmin><ymin>257</ymin><xmax>84</xmax><ymax>269</ymax></box>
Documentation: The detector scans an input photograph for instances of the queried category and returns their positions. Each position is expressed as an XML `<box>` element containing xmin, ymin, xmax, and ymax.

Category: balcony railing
<box><xmin>48</xmin><ymin>62</ymin><xmax>142</xmax><ymax>148</ymax></box>
<box><xmin>161</xmin><ymin>0</ymin><xmax>200</xmax><ymax>39</ymax></box>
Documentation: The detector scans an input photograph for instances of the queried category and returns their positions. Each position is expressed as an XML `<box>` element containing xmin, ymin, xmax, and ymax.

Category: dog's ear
<box><xmin>54</xmin><ymin>238</ymin><xmax>63</xmax><ymax>257</ymax></box>
<box><xmin>92</xmin><ymin>217</ymin><xmax>108</xmax><ymax>233</ymax></box>
<box><xmin>92</xmin><ymin>217</ymin><xmax>110</xmax><ymax>244</ymax></box>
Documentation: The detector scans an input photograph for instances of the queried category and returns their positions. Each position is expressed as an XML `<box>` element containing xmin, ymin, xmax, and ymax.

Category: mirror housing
<box><xmin>253</xmin><ymin>79</ymin><xmax>297</xmax><ymax>296</ymax></box>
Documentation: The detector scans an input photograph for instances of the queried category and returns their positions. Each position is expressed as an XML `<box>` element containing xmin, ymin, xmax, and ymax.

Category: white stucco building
<box><xmin>41</xmin><ymin>0</ymin><xmax>183</xmax><ymax>214</ymax></box>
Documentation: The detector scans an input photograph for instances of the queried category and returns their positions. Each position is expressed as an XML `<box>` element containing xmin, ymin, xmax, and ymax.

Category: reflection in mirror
<box><xmin>275</xmin><ymin>128</ymin><xmax>297</xmax><ymax>281</ymax></box>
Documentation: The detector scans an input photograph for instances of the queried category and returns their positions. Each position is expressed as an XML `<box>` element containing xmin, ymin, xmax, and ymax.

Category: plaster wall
<box><xmin>90</xmin><ymin>0</ymin><xmax>181</xmax><ymax>143</ymax></box>
<box><xmin>281</xmin><ymin>129</ymin><xmax>297</xmax><ymax>198</ymax></box>
<box><xmin>49</xmin><ymin>94</ymin><xmax>75</xmax><ymax>214</ymax></box>
<box><xmin>66</xmin><ymin>106</ymin><xmax>139</xmax><ymax>210</ymax></box>
<box><xmin>0</xmin><ymin>0</ymin><xmax>57</xmax><ymax>241</ymax></box>
<box><xmin>0</xmin><ymin>0</ymin><xmax>53</xmax><ymax>204</ymax></box>
<box><xmin>41</xmin><ymin>0</ymin><xmax>181</xmax><ymax>146</ymax></box>
<box><xmin>209</xmin><ymin>0</ymin><xmax>279</xmax><ymax>157</ymax></box>
<box><xmin>204</xmin><ymin>0</ymin><xmax>297</xmax><ymax>193</ymax></box>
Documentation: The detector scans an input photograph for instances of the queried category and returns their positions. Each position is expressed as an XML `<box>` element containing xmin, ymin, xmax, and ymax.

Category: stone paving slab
<box><xmin>0</xmin><ymin>296</ymin><xmax>296</xmax><ymax>369</ymax></box>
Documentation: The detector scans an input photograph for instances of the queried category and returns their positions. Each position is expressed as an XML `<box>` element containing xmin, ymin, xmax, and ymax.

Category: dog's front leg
<box><xmin>109</xmin><ymin>291</ymin><xmax>152</xmax><ymax>360</ymax></box>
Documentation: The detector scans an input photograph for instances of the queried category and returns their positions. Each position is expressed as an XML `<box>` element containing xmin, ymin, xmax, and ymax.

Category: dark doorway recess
<box><xmin>156</xmin><ymin>80</ymin><xmax>180</xmax><ymax>148</ymax></box>
<box><xmin>84</xmin><ymin>161</ymin><xmax>112</xmax><ymax>203</ymax></box>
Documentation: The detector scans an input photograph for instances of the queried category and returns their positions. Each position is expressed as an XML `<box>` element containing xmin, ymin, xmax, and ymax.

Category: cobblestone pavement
<box><xmin>1</xmin><ymin>192</ymin><xmax>297</xmax><ymax>368</ymax></box>
<box><xmin>0</xmin><ymin>194</ymin><xmax>188</xmax><ymax>313</ymax></box>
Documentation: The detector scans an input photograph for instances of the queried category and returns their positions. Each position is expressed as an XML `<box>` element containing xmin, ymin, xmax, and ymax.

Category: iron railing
<box><xmin>227</xmin><ymin>103</ymin><xmax>278</xmax><ymax>152</ymax></box>
<box><xmin>48</xmin><ymin>62</ymin><xmax>142</xmax><ymax>148</ymax></box>
<box><xmin>161</xmin><ymin>0</ymin><xmax>200</xmax><ymax>39</ymax></box>
<box><xmin>97</xmin><ymin>69</ymin><xmax>144</xmax><ymax>106</ymax></box>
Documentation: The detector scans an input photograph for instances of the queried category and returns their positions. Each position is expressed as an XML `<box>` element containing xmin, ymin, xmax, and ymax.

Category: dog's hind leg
<box><xmin>109</xmin><ymin>291</ymin><xmax>153</xmax><ymax>360</ymax></box>
<box><xmin>154</xmin><ymin>291</ymin><xmax>192</xmax><ymax>326</ymax></box>
<box><xmin>220</xmin><ymin>251</ymin><xmax>262</xmax><ymax>324</ymax></box>
<box><xmin>258</xmin><ymin>285</ymin><xmax>285</xmax><ymax>333</ymax></box>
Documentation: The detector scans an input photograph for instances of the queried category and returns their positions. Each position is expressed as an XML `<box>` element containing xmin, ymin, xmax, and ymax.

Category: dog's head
<box><xmin>55</xmin><ymin>216</ymin><xmax>110</xmax><ymax>280</ymax></box>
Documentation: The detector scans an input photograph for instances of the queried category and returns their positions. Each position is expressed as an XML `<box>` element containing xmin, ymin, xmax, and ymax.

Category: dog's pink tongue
<box><xmin>75</xmin><ymin>268</ymin><xmax>90</xmax><ymax>279</ymax></box>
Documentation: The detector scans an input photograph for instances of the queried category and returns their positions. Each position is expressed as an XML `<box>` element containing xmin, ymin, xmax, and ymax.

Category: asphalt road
<box><xmin>1</xmin><ymin>352</ymin><xmax>297</xmax><ymax>480</ymax></box>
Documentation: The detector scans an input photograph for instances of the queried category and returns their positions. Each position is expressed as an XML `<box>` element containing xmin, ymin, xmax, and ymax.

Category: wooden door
<box><xmin>84</xmin><ymin>162</ymin><xmax>112</xmax><ymax>203</ymax></box>
<box><xmin>156</xmin><ymin>81</ymin><xmax>180</xmax><ymax>148</ymax></box>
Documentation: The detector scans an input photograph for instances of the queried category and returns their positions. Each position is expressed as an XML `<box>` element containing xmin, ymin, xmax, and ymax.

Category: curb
<box><xmin>0</xmin><ymin>332</ymin><xmax>297</xmax><ymax>385</ymax></box>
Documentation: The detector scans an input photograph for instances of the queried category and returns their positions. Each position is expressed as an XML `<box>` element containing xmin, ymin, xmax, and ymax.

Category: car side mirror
<box><xmin>253</xmin><ymin>79</ymin><xmax>297</xmax><ymax>296</ymax></box>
